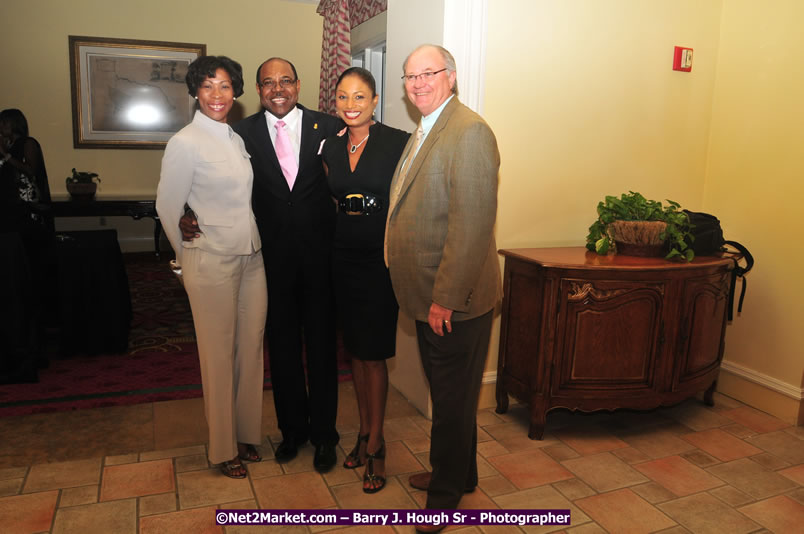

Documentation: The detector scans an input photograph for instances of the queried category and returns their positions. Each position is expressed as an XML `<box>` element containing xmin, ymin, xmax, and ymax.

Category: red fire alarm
<box><xmin>673</xmin><ymin>46</ymin><xmax>693</xmax><ymax>72</ymax></box>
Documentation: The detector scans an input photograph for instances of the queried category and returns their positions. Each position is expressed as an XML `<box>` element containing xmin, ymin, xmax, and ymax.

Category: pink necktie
<box><xmin>274</xmin><ymin>120</ymin><xmax>298</xmax><ymax>190</ymax></box>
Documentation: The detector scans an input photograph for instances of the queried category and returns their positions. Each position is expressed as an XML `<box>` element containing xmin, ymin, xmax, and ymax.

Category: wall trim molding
<box><xmin>119</xmin><ymin>236</ymin><xmax>159</xmax><ymax>254</ymax></box>
<box><xmin>720</xmin><ymin>360</ymin><xmax>804</xmax><ymax>401</ymax></box>
<box><xmin>443</xmin><ymin>0</ymin><xmax>488</xmax><ymax>114</ymax></box>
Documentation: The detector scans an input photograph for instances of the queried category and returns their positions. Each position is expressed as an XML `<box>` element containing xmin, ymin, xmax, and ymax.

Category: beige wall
<box><xmin>483</xmin><ymin>0</ymin><xmax>801</xmax><ymax>422</ymax></box>
<box><xmin>1</xmin><ymin>0</ymin><xmax>323</xmax><ymax>198</ymax></box>
<box><xmin>383</xmin><ymin>0</ymin><xmax>446</xmax><ymax>417</ymax></box>
<box><xmin>481</xmin><ymin>0</ymin><xmax>722</xmax><ymax>402</ymax></box>
<box><xmin>385</xmin><ymin>0</ymin><xmax>445</xmax><ymax>131</ymax></box>
<box><xmin>486</xmin><ymin>0</ymin><xmax>722</xmax><ymax>250</ymax></box>
<box><xmin>703</xmin><ymin>0</ymin><xmax>804</xmax><ymax>421</ymax></box>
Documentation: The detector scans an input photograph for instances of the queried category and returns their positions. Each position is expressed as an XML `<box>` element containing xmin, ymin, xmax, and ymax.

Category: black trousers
<box><xmin>264</xmin><ymin>242</ymin><xmax>339</xmax><ymax>447</ymax></box>
<box><xmin>415</xmin><ymin>309</ymin><xmax>493</xmax><ymax>509</ymax></box>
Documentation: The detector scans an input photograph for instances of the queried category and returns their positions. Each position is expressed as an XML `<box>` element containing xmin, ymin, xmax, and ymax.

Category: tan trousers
<box><xmin>182</xmin><ymin>248</ymin><xmax>267</xmax><ymax>464</ymax></box>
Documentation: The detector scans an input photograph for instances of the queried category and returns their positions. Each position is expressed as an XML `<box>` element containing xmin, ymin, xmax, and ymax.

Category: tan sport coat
<box><xmin>386</xmin><ymin>97</ymin><xmax>502</xmax><ymax>322</ymax></box>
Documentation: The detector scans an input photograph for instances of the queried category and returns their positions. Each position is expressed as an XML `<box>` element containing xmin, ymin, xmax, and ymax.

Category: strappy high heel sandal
<box><xmin>363</xmin><ymin>440</ymin><xmax>386</xmax><ymax>494</ymax></box>
<box><xmin>343</xmin><ymin>433</ymin><xmax>369</xmax><ymax>469</ymax></box>
<box><xmin>238</xmin><ymin>444</ymin><xmax>262</xmax><ymax>463</ymax></box>
<box><xmin>220</xmin><ymin>459</ymin><xmax>246</xmax><ymax>479</ymax></box>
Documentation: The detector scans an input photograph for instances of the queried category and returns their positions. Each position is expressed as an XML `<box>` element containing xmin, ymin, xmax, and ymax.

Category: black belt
<box><xmin>338</xmin><ymin>193</ymin><xmax>382</xmax><ymax>215</ymax></box>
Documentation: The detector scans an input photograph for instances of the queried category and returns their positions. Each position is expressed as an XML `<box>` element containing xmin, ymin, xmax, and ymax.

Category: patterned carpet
<box><xmin>0</xmin><ymin>253</ymin><xmax>351</xmax><ymax>417</ymax></box>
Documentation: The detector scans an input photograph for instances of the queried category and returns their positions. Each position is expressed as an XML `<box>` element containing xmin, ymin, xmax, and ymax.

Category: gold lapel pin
<box><xmin>314</xmin><ymin>123</ymin><xmax>318</xmax><ymax>129</ymax></box>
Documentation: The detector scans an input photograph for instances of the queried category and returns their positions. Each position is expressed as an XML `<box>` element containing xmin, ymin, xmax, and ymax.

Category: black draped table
<box><xmin>50</xmin><ymin>199</ymin><xmax>162</xmax><ymax>256</ymax></box>
<box><xmin>54</xmin><ymin>229</ymin><xmax>132</xmax><ymax>356</ymax></box>
<box><xmin>0</xmin><ymin>232</ymin><xmax>39</xmax><ymax>383</ymax></box>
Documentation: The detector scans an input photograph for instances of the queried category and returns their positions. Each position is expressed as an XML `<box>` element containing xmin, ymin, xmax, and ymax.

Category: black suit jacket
<box><xmin>234</xmin><ymin>105</ymin><xmax>343</xmax><ymax>256</ymax></box>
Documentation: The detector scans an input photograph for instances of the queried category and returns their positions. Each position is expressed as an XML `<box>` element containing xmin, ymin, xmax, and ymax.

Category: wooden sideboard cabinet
<box><xmin>495</xmin><ymin>247</ymin><xmax>735</xmax><ymax>439</ymax></box>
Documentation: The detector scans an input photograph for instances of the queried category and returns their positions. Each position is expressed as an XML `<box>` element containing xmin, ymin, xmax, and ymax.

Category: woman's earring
<box><xmin>194</xmin><ymin>96</ymin><xmax>198</xmax><ymax>100</ymax></box>
<box><xmin>233</xmin><ymin>97</ymin><xmax>237</xmax><ymax>101</ymax></box>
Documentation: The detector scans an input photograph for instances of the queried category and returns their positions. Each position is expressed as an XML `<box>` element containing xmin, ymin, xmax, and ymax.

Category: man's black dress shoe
<box><xmin>409</xmin><ymin>472</ymin><xmax>476</xmax><ymax>493</ymax></box>
<box><xmin>313</xmin><ymin>444</ymin><xmax>337</xmax><ymax>473</ymax></box>
<box><xmin>415</xmin><ymin>525</ymin><xmax>446</xmax><ymax>534</ymax></box>
<box><xmin>274</xmin><ymin>438</ymin><xmax>307</xmax><ymax>463</ymax></box>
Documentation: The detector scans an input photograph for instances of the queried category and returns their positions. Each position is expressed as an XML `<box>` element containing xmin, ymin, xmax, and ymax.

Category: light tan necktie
<box><xmin>385</xmin><ymin>124</ymin><xmax>424</xmax><ymax>266</ymax></box>
<box><xmin>390</xmin><ymin>124</ymin><xmax>423</xmax><ymax>205</ymax></box>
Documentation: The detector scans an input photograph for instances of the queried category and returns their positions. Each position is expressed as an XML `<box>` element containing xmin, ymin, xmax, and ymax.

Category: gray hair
<box><xmin>404</xmin><ymin>44</ymin><xmax>458</xmax><ymax>95</ymax></box>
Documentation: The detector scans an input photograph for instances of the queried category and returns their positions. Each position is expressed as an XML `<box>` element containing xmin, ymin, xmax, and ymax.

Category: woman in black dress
<box><xmin>0</xmin><ymin>109</ymin><xmax>52</xmax><ymax>235</ymax></box>
<box><xmin>321</xmin><ymin>67</ymin><xmax>409</xmax><ymax>493</ymax></box>
<box><xmin>1</xmin><ymin>109</ymin><xmax>53</xmax><ymax>378</ymax></box>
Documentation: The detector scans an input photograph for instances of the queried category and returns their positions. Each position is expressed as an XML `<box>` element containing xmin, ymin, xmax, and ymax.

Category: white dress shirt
<box><xmin>401</xmin><ymin>94</ymin><xmax>455</xmax><ymax>168</ymax></box>
<box><xmin>157</xmin><ymin>111</ymin><xmax>261</xmax><ymax>264</ymax></box>
<box><xmin>416</xmin><ymin>94</ymin><xmax>453</xmax><ymax>157</ymax></box>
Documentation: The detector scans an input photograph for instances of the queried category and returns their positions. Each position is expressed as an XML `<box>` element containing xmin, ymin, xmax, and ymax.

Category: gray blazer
<box><xmin>386</xmin><ymin>97</ymin><xmax>502</xmax><ymax>322</ymax></box>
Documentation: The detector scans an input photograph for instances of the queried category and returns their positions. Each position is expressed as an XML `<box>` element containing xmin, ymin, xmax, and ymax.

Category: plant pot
<box><xmin>614</xmin><ymin>241</ymin><xmax>667</xmax><ymax>257</ymax></box>
<box><xmin>66</xmin><ymin>182</ymin><xmax>97</xmax><ymax>201</ymax></box>
<box><xmin>609</xmin><ymin>220</ymin><xmax>667</xmax><ymax>257</ymax></box>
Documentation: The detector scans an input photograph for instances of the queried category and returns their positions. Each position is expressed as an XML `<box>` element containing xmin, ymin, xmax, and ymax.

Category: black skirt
<box><xmin>332</xmin><ymin>247</ymin><xmax>398</xmax><ymax>361</ymax></box>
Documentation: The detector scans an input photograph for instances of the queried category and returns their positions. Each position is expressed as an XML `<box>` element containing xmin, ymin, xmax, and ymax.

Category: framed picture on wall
<box><xmin>69</xmin><ymin>35</ymin><xmax>206</xmax><ymax>149</ymax></box>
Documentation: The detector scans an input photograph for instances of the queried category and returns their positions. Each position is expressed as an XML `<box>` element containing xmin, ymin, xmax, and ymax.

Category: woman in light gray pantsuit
<box><xmin>156</xmin><ymin>55</ymin><xmax>266</xmax><ymax>479</ymax></box>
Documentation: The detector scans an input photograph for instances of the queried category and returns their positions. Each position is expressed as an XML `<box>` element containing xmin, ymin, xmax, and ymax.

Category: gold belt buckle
<box><xmin>345</xmin><ymin>193</ymin><xmax>364</xmax><ymax>215</ymax></box>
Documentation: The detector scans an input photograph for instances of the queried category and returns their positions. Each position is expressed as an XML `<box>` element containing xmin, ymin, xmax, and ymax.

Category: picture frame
<box><xmin>69</xmin><ymin>35</ymin><xmax>206</xmax><ymax>149</ymax></box>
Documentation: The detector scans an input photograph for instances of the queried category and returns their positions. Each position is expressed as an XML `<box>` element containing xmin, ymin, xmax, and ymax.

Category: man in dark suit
<box><xmin>182</xmin><ymin>57</ymin><xmax>342</xmax><ymax>472</ymax></box>
<box><xmin>385</xmin><ymin>45</ymin><xmax>501</xmax><ymax>530</ymax></box>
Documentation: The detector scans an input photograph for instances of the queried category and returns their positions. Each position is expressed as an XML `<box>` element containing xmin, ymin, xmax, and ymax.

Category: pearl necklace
<box><xmin>349</xmin><ymin>132</ymin><xmax>370</xmax><ymax>153</ymax></box>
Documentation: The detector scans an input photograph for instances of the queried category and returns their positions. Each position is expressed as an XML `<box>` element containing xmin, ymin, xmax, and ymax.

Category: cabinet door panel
<box><xmin>501</xmin><ymin>264</ymin><xmax>547</xmax><ymax>388</ymax></box>
<box><xmin>675</xmin><ymin>272</ymin><xmax>730</xmax><ymax>385</ymax></box>
<box><xmin>554</xmin><ymin>280</ymin><xmax>665</xmax><ymax>395</ymax></box>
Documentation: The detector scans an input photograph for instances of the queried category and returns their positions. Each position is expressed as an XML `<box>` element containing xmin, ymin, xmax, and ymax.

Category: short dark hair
<box><xmin>0</xmin><ymin>108</ymin><xmax>29</xmax><ymax>138</ymax></box>
<box><xmin>185</xmin><ymin>56</ymin><xmax>244</xmax><ymax>98</ymax></box>
<box><xmin>336</xmin><ymin>67</ymin><xmax>376</xmax><ymax>97</ymax></box>
<box><xmin>255</xmin><ymin>57</ymin><xmax>298</xmax><ymax>85</ymax></box>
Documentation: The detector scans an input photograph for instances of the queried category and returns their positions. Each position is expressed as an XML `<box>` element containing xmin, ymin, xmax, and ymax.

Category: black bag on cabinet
<box><xmin>684</xmin><ymin>211</ymin><xmax>724</xmax><ymax>256</ymax></box>
<box><xmin>683</xmin><ymin>210</ymin><xmax>754</xmax><ymax>320</ymax></box>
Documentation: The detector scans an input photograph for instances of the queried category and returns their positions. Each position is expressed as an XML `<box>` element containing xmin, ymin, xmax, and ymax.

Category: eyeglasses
<box><xmin>401</xmin><ymin>68</ymin><xmax>447</xmax><ymax>83</ymax></box>
<box><xmin>260</xmin><ymin>78</ymin><xmax>297</xmax><ymax>90</ymax></box>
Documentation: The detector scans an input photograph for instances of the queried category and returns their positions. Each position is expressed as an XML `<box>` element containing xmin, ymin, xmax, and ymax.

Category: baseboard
<box><xmin>719</xmin><ymin>360</ymin><xmax>803</xmax><ymax>401</ymax></box>
<box><xmin>477</xmin><ymin>371</ymin><xmax>498</xmax><ymax>410</ymax></box>
<box><xmin>718</xmin><ymin>361</ymin><xmax>803</xmax><ymax>425</ymax></box>
<box><xmin>119</xmin><ymin>236</ymin><xmax>161</xmax><ymax>254</ymax></box>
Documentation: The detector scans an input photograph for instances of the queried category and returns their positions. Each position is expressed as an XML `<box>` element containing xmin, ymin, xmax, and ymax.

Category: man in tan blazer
<box><xmin>385</xmin><ymin>45</ymin><xmax>501</xmax><ymax>526</ymax></box>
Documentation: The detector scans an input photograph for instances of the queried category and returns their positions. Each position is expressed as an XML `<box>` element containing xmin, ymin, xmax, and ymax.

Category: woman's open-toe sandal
<box><xmin>362</xmin><ymin>441</ymin><xmax>386</xmax><ymax>494</ymax></box>
<box><xmin>220</xmin><ymin>459</ymin><xmax>247</xmax><ymax>479</ymax></box>
<box><xmin>238</xmin><ymin>444</ymin><xmax>262</xmax><ymax>463</ymax></box>
<box><xmin>343</xmin><ymin>433</ymin><xmax>369</xmax><ymax>469</ymax></box>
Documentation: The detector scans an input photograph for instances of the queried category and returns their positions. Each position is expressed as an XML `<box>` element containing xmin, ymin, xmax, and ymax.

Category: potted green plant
<box><xmin>586</xmin><ymin>191</ymin><xmax>695</xmax><ymax>261</ymax></box>
<box><xmin>65</xmin><ymin>168</ymin><xmax>101</xmax><ymax>201</ymax></box>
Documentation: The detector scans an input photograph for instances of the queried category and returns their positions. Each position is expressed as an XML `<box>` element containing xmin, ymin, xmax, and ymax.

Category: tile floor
<box><xmin>0</xmin><ymin>383</ymin><xmax>802</xmax><ymax>533</ymax></box>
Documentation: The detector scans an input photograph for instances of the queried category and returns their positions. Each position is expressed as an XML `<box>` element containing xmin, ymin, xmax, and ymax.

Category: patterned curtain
<box><xmin>317</xmin><ymin>0</ymin><xmax>388</xmax><ymax>115</ymax></box>
<box><xmin>317</xmin><ymin>0</ymin><xmax>351</xmax><ymax>115</ymax></box>
<box><xmin>349</xmin><ymin>0</ymin><xmax>387</xmax><ymax>27</ymax></box>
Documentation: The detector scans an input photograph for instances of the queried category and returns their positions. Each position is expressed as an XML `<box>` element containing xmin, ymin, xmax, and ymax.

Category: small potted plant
<box><xmin>586</xmin><ymin>191</ymin><xmax>695</xmax><ymax>261</ymax></box>
<box><xmin>65</xmin><ymin>168</ymin><xmax>101</xmax><ymax>201</ymax></box>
